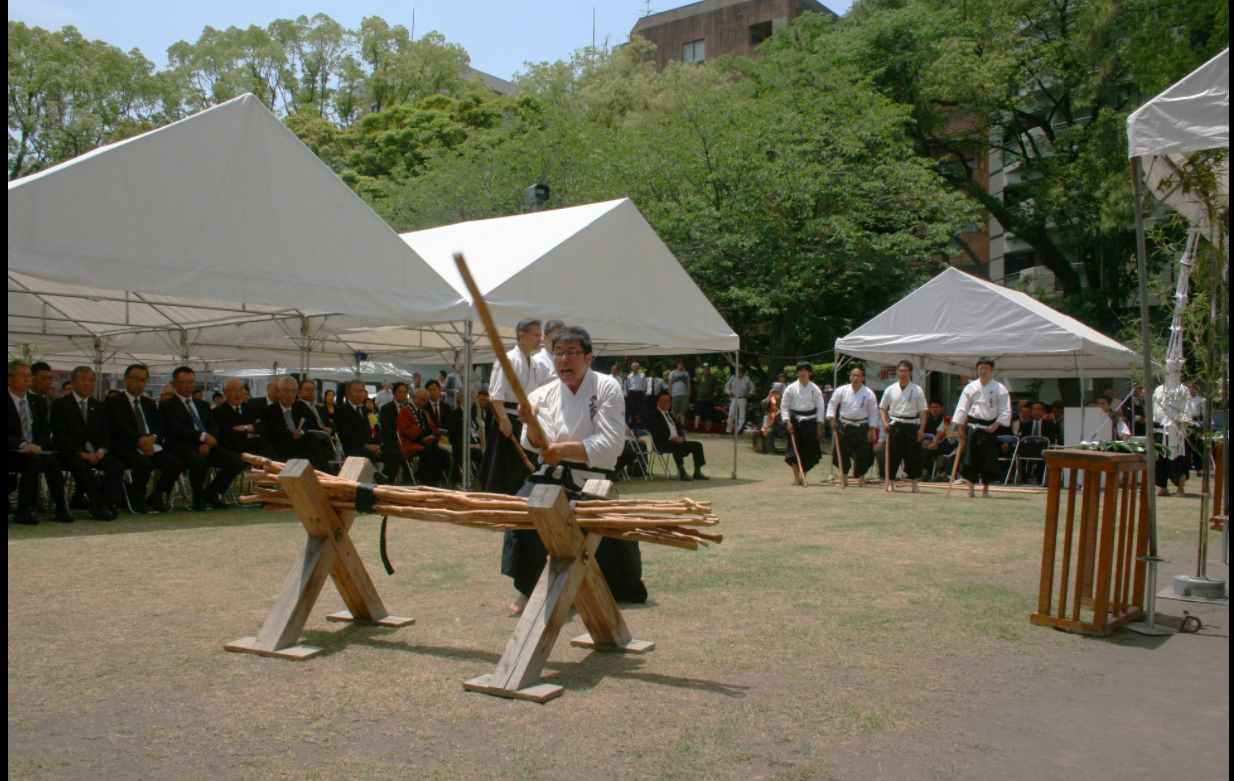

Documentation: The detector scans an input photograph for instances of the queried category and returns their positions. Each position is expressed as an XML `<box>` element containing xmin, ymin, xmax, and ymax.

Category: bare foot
<box><xmin>509</xmin><ymin>593</ymin><xmax>528</xmax><ymax>617</ymax></box>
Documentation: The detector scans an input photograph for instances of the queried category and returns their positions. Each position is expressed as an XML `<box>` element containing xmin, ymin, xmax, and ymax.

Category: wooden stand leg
<box><xmin>225</xmin><ymin>457</ymin><xmax>412</xmax><ymax>660</ymax></box>
<box><xmin>464</xmin><ymin>482</ymin><xmax>652</xmax><ymax>702</ymax></box>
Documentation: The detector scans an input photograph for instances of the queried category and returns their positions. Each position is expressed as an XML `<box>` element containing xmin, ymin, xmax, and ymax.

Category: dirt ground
<box><xmin>7</xmin><ymin>436</ymin><xmax>1229</xmax><ymax>780</ymax></box>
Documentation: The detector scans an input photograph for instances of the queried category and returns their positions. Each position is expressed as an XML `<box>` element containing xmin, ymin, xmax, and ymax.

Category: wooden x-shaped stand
<box><xmin>224</xmin><ymin>457</ymin><xmax>413</xmax><ymax>660</ymax></box>
<box><xmin>464</xmin><ymin>479</ymin><xmax>654</xmax><ymax>703</ymax></box>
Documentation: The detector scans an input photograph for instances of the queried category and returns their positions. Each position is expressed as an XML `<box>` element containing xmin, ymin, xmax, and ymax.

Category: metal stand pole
<box><xmin>1126</xmin><ymin>157</ymin><xmax>1173</xmax><ymax>635</ymax></box>
<box><xmin>732</xmin><ymin>350</ymin><xmax>739</xmax><ymax>480</ymax></box>
<box><xmin>462</xmin><ymin>318</ymin><xmax>473</xmax><ymax>490</ymax></box>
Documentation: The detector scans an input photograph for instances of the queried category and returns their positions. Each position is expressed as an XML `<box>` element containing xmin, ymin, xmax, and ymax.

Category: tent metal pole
<box><xmin>462</xmin><ymin>318</ymin><xmax>473</xmax><ymax>490</ymax></box>
<box><xmin>92</xmin><ymin>337</ymin><xmax>105</xmax><ymax>400</ymax></box>
<box><xmin>1127</xmin><ymin>156</ymin><xmax>1169</xmax><ymax>635</ymax></box>
<box><xmin>732</xmin><ymin>350</ymin><xmax>739</xmax><ymax>480</ymax></box>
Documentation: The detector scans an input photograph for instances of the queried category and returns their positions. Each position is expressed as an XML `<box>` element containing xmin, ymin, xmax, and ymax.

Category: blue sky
<box><xmin>8</xmin><ymin>0</ymin><xmax>853</xmax><ymax>81</ymax></box>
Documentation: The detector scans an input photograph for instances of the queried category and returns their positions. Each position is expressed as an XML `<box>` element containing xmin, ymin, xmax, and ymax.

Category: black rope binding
<box><xmin>354</xmin><ymin>483</ymin><xmax>395</xmax><ymax>575</ymax></box>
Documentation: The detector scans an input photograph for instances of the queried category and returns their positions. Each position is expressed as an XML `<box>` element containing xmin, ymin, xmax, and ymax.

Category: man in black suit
<box><xmin>261</xmin><ymin>376</ymin><xmax>333</xmax><ymax>473</ymax></box>
<box><xmin>647</xmin><ymin>390</ymin><xmax>708</xmax><ymax>481</ymax></box>
<box><xmin>378</xmin><ymin>382</ymin><xmax>411</xmax><ymax>482</ymax></box>
<box><xmin>212</xmin><ymin>379</ymin><xmax>263</xmax><ymax>454</ymax></box>
<box><xmin>1015</xmin><ymin>400</ymin><xmax>1057</xmax><ymax>482</ymax></box>
<box><xmin>51</xmin><ymin>366</ymin><xmax>125</xmax><ymax>520</ymax></box>
<box><xmin>243</xmin><ymin>380</ymin><xmax>280</xmax><ymax>457</ymax></box>
<box><xmin>334</xmin><ymin>380</ymin><xmax>382</xmax><ymax>461</ymax></box>
<box><xmin>160</xmin><ymin>366</ymin><xmax>244</xmax><ymax>511</ymax></box>
<box><xmin>104</xmin><ymin>363</ymin><xmax>184</xmax><ymax>513</ymax></box>
<box><xmin>8</xmin><ymin>360</ymin><xmax>71</xmax><ymax>524</ymax></box>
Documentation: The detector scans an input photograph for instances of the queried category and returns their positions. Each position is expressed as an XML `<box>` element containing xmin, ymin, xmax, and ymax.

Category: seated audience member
<box><xmin>1049</xmin><ymin>401</ymin><xmax>1066</xmax><ymax>443</ymax></box>
<box><xmin>298</xmin><ymin>380</ymin><xmax>330</xmax><ymax>434</ymax></box>
<box><xmin>61</xmin><ymin>380</ymin><xmax>73</xmax><ymax>395</ymax></box>
<box><xmin>245</xmin><ymin>382</ymin><xmax>280</xmax><ymax>446</ymax></box>
<box><xmin>378</xmin><ymin>382</ymin><xmax>412</xmax><ymax>482</ymax></box>
<box><xmin>1013</xmin><ymin>401</ymin><xmax>1057</xmax><ymax>482</ymax></box>
<box><xmin>104</xmin><ymin>363</ymin><xmax>184</xmax><ymax>513</ymax></box>
<box><xmin>396</xmin><ymin>390</ymin><xmax>429</xmax><ymax>462</ymax></box>
<box><xmin>261</xmin><ymin>377</ymin><xmax>333</xmax><ymax>473</ymax></box>
<box><xmin>411</xmin><ymin>388</ymin><xmax>450</xmax><ymax>485</ymax></box>
<box><xmin>334</xmin><ymin>381</ymin><xmax>382</xmax><ymax>461</ymax></box>
<box><xmin>1010</xmin><ymin>401</ymin><xmax>1034</xmax><ymax>436</ymax></box>
<box><xmin>446</xmin><ymin>389</ymin><xmax>488</xmax><ymax>483</ymax></box>
<box><xmin>213</xmin><ymin>379</ymin><xmax>263</xmax><ymax>455</ymax></box>
<box><xmin>920</xmin><ymin>400</ymin><xmax>953</xmax><ymax>478</ymax></box>
<box><xmin>210</xmin><ymin>391</ymin><xmax>224</xmax><ymax>409</ymax></box>
<box><xmin>159</xmin><ymin>383</ymin><xmax>176</xmax><ymax>402</ymax></box>
<box><xmin>364</xmin><ymin>397</ymin><xmax>380</xmax><ymax>436</ymax></box>
<box><xmin>319</xmin><ymin>388</ymin><xmax>337</xmax><ymax>429</ymax></box>
<box><xmin>7</xmin><ymin>360</ymin><xmax>71</xmax><ymax>524</ymax></box>
<box><xmin>192</xmin><ymin>388</ymin><xmax>205</xmax><ymax>404</ymax></box>
<box><xmin>160</xmin><ymin>366</ymin><xmax>245</xmax><ymax>511</ymax></box>
<box><xmin>1093</xmin><ymin>397</ymin><xmax>1131</xmax><ymax>441</ymax></box>
<box><xmin>647</xmin><ymin>391</ymin><xmax>708</xmax><ymax>481</ymax></box>
<box><xmin>51</xmin><ymin>366</ymin><xmax>125</xmax><ymax>520</ymax></box>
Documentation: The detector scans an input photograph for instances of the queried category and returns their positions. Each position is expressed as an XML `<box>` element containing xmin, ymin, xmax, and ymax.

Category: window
<box><xmin>749</xmin><ymin>21</ymin><xmax>773</xmax><ymax>46</ymax></box>
<box><xmin>682</xmin><ymin>39</ymin><xmax>705</xmax><ymax>64</ymax></box>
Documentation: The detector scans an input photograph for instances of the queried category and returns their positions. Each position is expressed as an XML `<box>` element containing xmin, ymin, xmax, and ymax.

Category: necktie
<box><xmin>186</xmin><ymin>399</ymin><xmax>203</xmax><ymax>432</ymax></box>
<box><xmin>134</xmin><ymin>398</ymin><xmax>149</xmax><ymax>436</ymax></box>
<box><xmin>283</xmin><ymin>406</ymin><xmax>295</xmax><ymax>431</ymax></box>
<box><xmin>19</xmin><ymin>398</ymin><xmax>33</xmax><ymax>441</ymax></box>
<box><xmin>79</xmin><ymin>399</ymin><xmax>88</xmax><ymax>423</ymax></box>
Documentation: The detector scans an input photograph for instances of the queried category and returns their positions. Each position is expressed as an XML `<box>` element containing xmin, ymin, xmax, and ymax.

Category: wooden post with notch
<box><xmin>224</xmin><ymin>457</ymin><xmax>414</xmax><ymax>660</ymax></box>
<box><xmin>463</xmin><ymin>479</ymin><xmax>653</xmax><ymax>703</ymax></box>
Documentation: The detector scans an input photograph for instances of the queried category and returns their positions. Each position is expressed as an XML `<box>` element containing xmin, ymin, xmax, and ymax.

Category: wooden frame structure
<box><xmin>224</xmin><ymin>457</ymin><xmax>413</xmax><ymax>660</ymax></box>
<box><xmin>464</xmin><ymin>479</ymin><xmax>654</xmax><ymax>703</ymax></box>
<box><xmin>1031</xmin><ymin>450</ymin><xmax>1149</xmax><ymax>636</ymax></box>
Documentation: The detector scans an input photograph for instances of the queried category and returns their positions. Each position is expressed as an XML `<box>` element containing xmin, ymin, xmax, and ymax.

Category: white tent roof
<box><xmin>386</xmin><ymin>198</ymin><xmax>738</xmax><ymax>357</ymax></box>
<box><xmin>1128</xmin><ymin>48</ymin><xmax>1229</xmax><ymax>159</ymax></box>
<box><xmin>7</xmin><ymin>93</ymin><xmax>467</xmax><ymax>333</ymax></box>
<box><xmin>834</xmin><ymin>267</ymin><xmax>1137</xmax><ymax>377</ymax></box>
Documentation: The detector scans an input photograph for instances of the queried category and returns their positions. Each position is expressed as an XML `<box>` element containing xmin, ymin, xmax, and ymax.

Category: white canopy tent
<box><xmin>8</xmin><ymin>92</ymin><xmax>468</xmax><ymax>376</ymax></box>
<box><xmin>834</xmin><ymin>266</ymin><xmax>1137</xmax><ymax>378</ymax></box>
<box><xmin>1127</xmin><ymin>47</ymin><xmax>1230</xmax><ymax>619</ymax></box>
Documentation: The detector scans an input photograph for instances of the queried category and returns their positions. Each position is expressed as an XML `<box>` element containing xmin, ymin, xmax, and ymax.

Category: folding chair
<box><xmin>1012</xmin><ymin>435</ymin><xmax>1051</xmax><ymax>485</ymax></box>
<box><xmin>646</xmin><ymin>439</ymin><xmax>674</xmax><ymax>479</ymax></box>
<box><xmin>1000</xmin><ymin>436</ymin><xmax>1022</xmax><ymax>485</ymax></box>
<box><xmin>624</xmin><ymin>427</ymin><xmax>654</xmax><ymax>481</ymax></box>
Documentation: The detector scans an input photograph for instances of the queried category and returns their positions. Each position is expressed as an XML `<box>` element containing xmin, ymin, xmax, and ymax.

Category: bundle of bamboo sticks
<box><xmin>239</xmin><ymin>455</ymin><xmax>722</xmax><ymax>550</ymax></box>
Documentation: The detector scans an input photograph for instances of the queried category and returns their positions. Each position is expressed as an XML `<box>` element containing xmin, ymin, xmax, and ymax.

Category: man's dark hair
<box><xmin>425</xmin><ymin>379</ymin><xmax>440</xmax><ymax>391</ymax></box>
<box><xmin>61</xmin><ymin>380</ymin><xmax>72</xmax><ymax>391</ymax></box>
<box><xmin>172</xmin><ymin>365</ymin><xmax>195</xmax><ymax>380</ymax></box>
<box><xmin>897</xmin><ymin>359</ymin><xmax>913</xmax><ymax>372</ymax></box>
<box><xmin>544</xmin><ymin>319</ymin><xmax>565</xmax><ymax>335</ymax></box>
<box><xmin>552</xmin><ymin>325</ymin><xmax>593</xmax><ymax>355</ymax></box>
<box><xmin>70</xmin><ymin>365</ymin><xmax>93</xmax><ymax>381</ymax></box>
<box><xmin>656</xmin><ymin>390</ymin><xmax>671</xmax><ymax>400</ymax></box>
<box><xmin>212</xmin><ymin>391</ymin><xmax>224</xmax><ymax>401</ymax></box>
<box><xmin>392</xmin><ymin>382</ymin><xmax>408</xmax><ymax>394</ymax></box>
<box><xmin>124</xmin><ymin>363</ymin><xmax>149</xmax><ymax>378</ymax></box>
<box><xmin>438</xmin><ymin>370</ymin><xmax>447</xmax><ymax>378</ymax></box>
<box><xmin>976</xmin><ymin>357</ymin><xmax>996</xmax><ymax>370</ymax></box>
<box><xmin>344</xmin><ymin>380</ymin><xmax>363</xmax><ymax>394</ymax></box>
<box><xmin>515</xmin><ymin>318</ymin><xmax>542</xmax><ymax>336</ymax></box>
<box><xmin>796</xmin><ymin>361</ymin><xmax>812</xmax><ymax>372</ymax></box>
<box><xmin>31</xmin><ymin>361</ymin><xmax>51</xmax><ymax>375</ymax></box>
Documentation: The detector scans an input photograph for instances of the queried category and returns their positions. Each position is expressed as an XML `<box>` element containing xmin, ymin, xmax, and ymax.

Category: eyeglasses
<box><xmin>553</xmin><ymin>349</ymin><xmax>585</xmax><ymax>359</ymax></box>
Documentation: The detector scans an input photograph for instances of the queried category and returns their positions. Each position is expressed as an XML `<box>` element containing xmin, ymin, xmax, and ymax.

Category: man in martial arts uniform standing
<box><xmin>780</xmin><ymin>361</ymin><xmax>826</xmax><ymax>484</ymax></box>
<box><xmin>879</xmin><ymin>360</ymin><xmax>928</xmax><ymax>492</ymax></box>
<box><xmin>949</xmin><ymin>357</ymin><xmax>1011</xmax><ymax>497</ymax></box>
<box><xmin>826</xmin><ymin>366</ymin><xmax>880</xmax><ymax>483</ymax></box>
<box><xmin>502</xmin><ymin>325</ymin><xmax>648</xmax><ymax>616</ymax></box>
<box><xmin>484</xmin><ymin>319</ymin><xmax>555</xmax><ymax>496</ymax></box>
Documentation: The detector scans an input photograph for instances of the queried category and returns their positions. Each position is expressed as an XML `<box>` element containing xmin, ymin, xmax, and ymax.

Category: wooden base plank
<box><xmin>569</xmin><ymin>633</ymin><xmax>655</xmax><ymax>654</ymax></box>
<box><xmin>462</xmin><ymin>674</ymin><xmax>563</xmax><ymax>703</ymax></box>
<box><xmin>223</xmin><ymin>636</ymin><xmax>322</xmax><ymax>660</ymax></box>
<box><xmin>324</xmin><ymin>610</ymin><xmax>415</xmax><ymax>627</ymax></box>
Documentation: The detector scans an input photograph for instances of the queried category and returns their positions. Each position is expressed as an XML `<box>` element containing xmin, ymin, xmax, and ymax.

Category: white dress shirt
<box><xmin>625</xmin><ymin>372</ymin><xmax>647</xmax><ymax>393</ymax></box>
<box><xmin>780</xmin><ymin>380</ymin><xmax>827</xmax><ymax>422</ymax></box>
<box><xmin>879</xmin><ymin>382</ymin><xmax>927</xmax><ymax>422</ymax></box>
<box><xmin>658</xmin><ymin>408</ymin><xmax>681</xmax><ymax>439</ymax></box>
<box><xmin>521</xmin><ymin>369</ymin><xmax>626</xmax><ymax>470</ymax></box>
<box><xmin>490</xmin><ymin>346</ymin><xmax>555</xmax><ymax>405</ymax></box>
<box><xmin>952</xmin><ymin>379</ymin><xmax>1012</xmax><ymax>427</ymax></box>
<box><xmin>826</xmin><ymin>384</ymin><xmax>880</xmax><ymax>426</ymax></box>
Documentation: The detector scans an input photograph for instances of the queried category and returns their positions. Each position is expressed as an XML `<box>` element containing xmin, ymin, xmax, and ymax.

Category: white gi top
<box><xmin>780</xmin><ymin>379</ymin><xmax>827</xmax><ymax>422</ymax></box>
<box><xmin>521</xmin><ymin>369</ymin><xmax>626</xmax><ymax>470</ymax></box>
<box><xmin>1152</xmin><ymin>384</ymin><xmax>1190</xmax><ymax>431</ymax></box>
<box><xmin>826</xmin><ymin>384</ymin><xmax>880</xmax><ymax>426</ymax></box>
<box><xmin>952</xmin><ymin>379</ymin><xmax>1012</xmax><ymax>427</ymax></box>
<box><xmin>534</xmin><ymin>347</ymin><xmax>558</xmax><ymax>382</ymax></box>
<box><xmin>879</xmin><ymin>382</ymin><xmax>927</xmax><ymax>422</ymax></box>
<box><xmin>490</xmin><ymin>346</ymin><xmax>555</xmax><ymax>404</ymax></box>
<box><xmin>725</xmin><ymin>375</ymin><xmax>754</xmax><ymax>399</ymax></box>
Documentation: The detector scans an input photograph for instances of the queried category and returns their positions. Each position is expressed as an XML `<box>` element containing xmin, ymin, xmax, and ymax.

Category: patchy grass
<box><xmin>7</xmin><ymin>435</ymin><xmax>1217</xmax><ymax>780</ymax></box>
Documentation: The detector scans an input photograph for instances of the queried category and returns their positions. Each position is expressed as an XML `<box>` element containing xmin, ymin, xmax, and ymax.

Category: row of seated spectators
<box><xmin>8</xmin><ymin>361</ymin><xmax>472</xmax><ymax>525</ymax></box>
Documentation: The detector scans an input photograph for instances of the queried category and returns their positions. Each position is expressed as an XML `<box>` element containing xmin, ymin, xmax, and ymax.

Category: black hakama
<box><xmin>961</xmin><ymin>418</ymin><xmax>1001</xmax><ymax>485</ymax></box>
<box><xmin>785</xmin><ymin>412</ymin><xmax>821</xmax><ymax>473</ymax></box>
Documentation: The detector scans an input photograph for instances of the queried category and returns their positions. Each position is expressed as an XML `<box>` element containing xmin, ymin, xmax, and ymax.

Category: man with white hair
<box><xmin>261</xmin><ymin>376</ymin><xmax>333</xmax><ymax>473</ymax></box>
